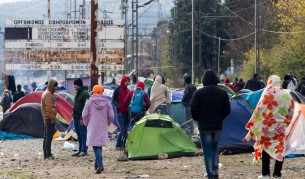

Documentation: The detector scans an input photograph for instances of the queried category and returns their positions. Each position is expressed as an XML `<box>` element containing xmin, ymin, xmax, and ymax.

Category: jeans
<box><xmin>43</xmin><ymin>119</ymin><xmax>55</xmax><ymax>158</ymax></box>
<box><xmin>184</xmin><ymin>106</ymin><xmax>194</xmax><ymax>134</ymax></box>
<box><xmin>262</xmin><ymin>150</ymin><xmax>283</xmax><ymax>177</ymax></box>
<box><xmin>199</xmin><ymin>130</ymin><xmax>221</xmax><ymax>179</ymax></box>
<box><xmin>154</xmin><ymin>104</ymin><xmax>168</xmax><ymax>114</ymax></box>
<box><xmin>115</xmin><ymin>113</ymin><xmax>129</xmax><ymax>148</ymax></box>
<box><xmin>74</xmin><ymin>118</ymin><xmax>88</xmax><ymax>153</ymax></box>
<box><xmin>93</xmin><ymin>146</ymin><xmax>103</xmax><ymax>169</ymax></box>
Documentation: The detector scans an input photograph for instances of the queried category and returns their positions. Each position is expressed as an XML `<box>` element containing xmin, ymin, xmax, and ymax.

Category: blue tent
<box><xmin>218</xmin><ymin>99</ymin><xmax>254</xmax><ymax>154</ymax></box>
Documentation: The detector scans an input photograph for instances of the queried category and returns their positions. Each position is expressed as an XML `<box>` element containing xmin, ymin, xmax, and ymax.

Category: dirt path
<box><xmin>1</xmin><ymin>139</ymin><xmax>305</xmax><ymax>179</ymax></box>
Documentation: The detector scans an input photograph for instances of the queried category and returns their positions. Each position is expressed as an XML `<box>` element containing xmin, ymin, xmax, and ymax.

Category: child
<box><xmin>82</xmin><ymin>85</ymin><xmax>114</xmax><ymax>174</ymax></box>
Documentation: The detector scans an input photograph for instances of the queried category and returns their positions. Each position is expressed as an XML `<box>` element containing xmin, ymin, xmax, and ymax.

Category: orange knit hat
<box><xmin>92</xmin><ymin>85</ymin><xmax>104</xmax><ymax>95</ymax></box>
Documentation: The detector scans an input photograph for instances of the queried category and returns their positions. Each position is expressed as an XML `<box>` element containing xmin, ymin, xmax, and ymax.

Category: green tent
<box><xmin>126</xmin><ymin>113</ymin><xmax>198</xmax><ymax>160</ymax></box>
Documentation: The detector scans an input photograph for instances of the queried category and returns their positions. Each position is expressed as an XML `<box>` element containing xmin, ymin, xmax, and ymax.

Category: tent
<box><xmin>285</xmin><ymin>103</ymin><xmax>305</xmax><ymax>155</ymax></box>
<box><xmin>218</xmin><ymin>99</ymin><xmax>254</xmax><ymax>154</ymax></box>
<box><xmin>56</xmin><ymin>90</ymin><xmax>75</xmax><ymax>106</ymax></box>
<box><xmin>126</xmin><ymin>113</ymin><xmax>198</xmax><ymax>160</ymax></box>
<box><xmin>8</xmin><ymin>91</ymin><xmax>72</xmax><ymax>123</ymax></box>
<box><xmin>0</xmin><ymin>103</ymin><xmax>67</xmax><ymax>138</ymax></box>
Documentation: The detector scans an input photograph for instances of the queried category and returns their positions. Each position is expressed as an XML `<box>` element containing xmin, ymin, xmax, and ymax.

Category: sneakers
<box><xmin>258</xmin><ymin>175</ymin><xmax>270</xmax><ymax>179</ymax></box>
<box><xmin>273</xmin><ymin>176</ymin><xmax>282</xmax><ymax>179</ymax></box>
<box><xmin>45</xmin><ymin>155</ymin><xmax>55</xmax><ymax>160</ymax></box>
<box><xmin>78</xmin><ymin>152</ymin><xmax>88</xmax><ymax>157</ymax></box>
<box><xmin>95</xmin><ymin>166</ymin><xmax>104</xmax><ymax>174</ymax></box>
<box><xmin>72</xmin><ymin>152</ymin><xmax>81</xmax><ymax>157</ymax></box>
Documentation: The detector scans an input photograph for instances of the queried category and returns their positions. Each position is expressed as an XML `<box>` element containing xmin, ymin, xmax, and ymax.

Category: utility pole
<box><xmin>82</xmin><ymin>0</ymin><xmax>86</xmax><ymax>19</ymax></box>
<box><xmin>191</xmin><ymin>0</ymin><xmax>194</xmax><ymax>84</ymax></box>
<box><xmin>255</xmin><ymin>0</ymin><xmax>260</xmax><ymax>74</ymax></box>
<box><xmin>90</xmin><ymin>0</ymin><xmax>98</xmax><ymax>89</ymax></box>
<box><xmin>131</xmin><ymin>0</ymin><xmax>136</xmax><ymax>82</ymax></box>
<box><xmin>218</xmin><ymin>37</ymin><xmax>221</xmax><ymax>76</ymax></box>
<box><xmin>47</xmin><ymin>0</ymin><xmax>51</xmax><ymax>80</ymax></box>
<box><xmin>121</xmin><ymin>0</ymin><xmax>128</xmax><ymax>74</ymax></box>
<box><xmin>48</xmin><ymin>0</ymin><xmax>50</xmax><ymax>19</ymax></box>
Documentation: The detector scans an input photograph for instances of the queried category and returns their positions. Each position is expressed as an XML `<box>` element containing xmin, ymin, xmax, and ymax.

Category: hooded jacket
<box><xmin>41</xmin><ymin>79</ymin><xmax>57</xmax><ymax>123</ymax></box>
<box><xmin>182</xmin><ymin>76</ymin><xmax>197</xmax><ymax>106</ymax></box>
<box><xmin>82</xmin><ymin>94</ymin><xmax>114</xmax><ymax>147</ymax></box>
<box><xmin>124</xmin><ymin>81</ymin><xmax>151</xmax><ymax>112</ymax></box>
<box><xmin>149</xmin><ymin>75</ymin><xmax>171</xmax><ymax>113</ymax></box>
<box><xmin>190</xmin><ymin>70</ymin><xmax>231</xmax><ymax>131</ymax></box>
<box><xmin>72</xmin><ymin>86</ymin><xmax>90</xmax><ymax>119</ymax></box>
<box><xmin>112</xmin><ymin>76</ymin><xmax>130</xmax><ymax>114</ymax></box>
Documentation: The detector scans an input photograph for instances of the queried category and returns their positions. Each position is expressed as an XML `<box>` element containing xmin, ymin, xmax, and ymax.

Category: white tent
<box><xmin>285</xmin><ymin>103</ymin><xmax>305</xmax><ymax>155</ymax></box>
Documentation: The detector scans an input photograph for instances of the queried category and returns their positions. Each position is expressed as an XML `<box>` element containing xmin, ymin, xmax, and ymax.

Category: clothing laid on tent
<box><xmin>0</xmin><ymin>103</ymin><xmax>67</xmax><ymax>139</ymax></box>
<box><xmin>126</xmin><ymin>113</ymin><xmax>198</xmax><ymax>160</ymax></box>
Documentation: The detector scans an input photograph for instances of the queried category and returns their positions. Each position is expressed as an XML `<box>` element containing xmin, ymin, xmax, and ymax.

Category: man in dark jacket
<box><xmin>244</xmin><ymin>74</ymin><xmax>263</xmax><ymax>91</ymax></box>
<box><xmin>181</xmin><ymin>75</ymin><xmax>197</xmax><ymax>135</ymax></box>
<box><xmin>190</xmin><ymin>69</ymin><xmax>231</xmax><ymax>179</ymax></box>
<box><xmin>13</xmin><ymin>84</ymin><xmax>25</xmax><ymax>103</ymax></box>
<box><xmin>72</xmin><ymin>78</ymin><xmax>90</xmax><ymax>156</ymax></box>
<box><xmin>112</xmin><ymin>75</ymin><xmax>130</xmax><ymax>150</ymax></box>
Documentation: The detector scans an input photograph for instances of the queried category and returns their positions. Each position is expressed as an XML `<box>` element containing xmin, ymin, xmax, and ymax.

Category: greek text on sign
<box><xmin>31</xmin><ymin>27</ymin><xmax>124</xmax><ymax>40</ymax></box>
<box><xmin>5</xmin><ymin>40</ymin><xmax>124</xmax><ymax>49</ymax></box>
<box><xmin>5</xmin><ymin>63</ymin><xmax>124</xmax><ymax>71</ymax></box>
<box><xmin>5</xmin><ymin>49</ymin><xmax>124</xmax><ymax>64</ymax></box>
<box><xmin>5</xmin><ymin>19</ymin><xmax>124</xmax><ymax>26</ymax></box>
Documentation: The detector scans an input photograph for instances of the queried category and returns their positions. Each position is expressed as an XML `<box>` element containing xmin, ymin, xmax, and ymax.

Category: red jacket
<box><xmin>124</xmin><ymin>82</ymin><xmax>151</xmax><ymax>111</ymax></box>
<box><xmin>112</xmin><ymin>76</ymin><xmax>130</xmax><ymax>114</ymax></box>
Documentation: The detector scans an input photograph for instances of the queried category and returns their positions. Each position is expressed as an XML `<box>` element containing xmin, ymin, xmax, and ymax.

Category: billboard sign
<box><xmin>5</xmin><ymin>63</ymin><xmax>124</xmax><ymax>71</ymax></box>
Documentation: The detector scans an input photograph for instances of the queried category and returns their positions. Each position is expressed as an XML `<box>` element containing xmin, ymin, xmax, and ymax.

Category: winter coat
<box><xmin>82</xmin><ymin>94</ymin><xmax>114</xmax><ymax>147</ymax></box>
<box><xmin>182</xmin><ymin>83</ymin><xmax>197</xmax><ymax>106</ymax></box>
<box><xmin>244</xmin><ymin>77</ymin><xmax>263</xmax><ymax>91</ymax></box>
<box><xmin>72</xmin><ymin>87</ymin><xmax>90</xmax><ymax>119</ymax></box>
<box><xmin>13</xmin><ymin>90</ymin><xmax>25</xmax><ymax>103</ymax></box>
<box><xmin>41</xmin><ymin>79</ymin><xmax>57</xmax><ymax>123</ymax></box>
<box><xmin>0</xmin><ymin>93</ymin><xmax>12</xmax><ymax>113</ymax></box>
<box><xmin>112</xmin><ymin>76</ymin><xmax>130</xmax><ymax>114</ymax></box>
<box><xmin>190</xmin><ymin>70</ymin><xmax>231</xmax><ymax>131</ymax></box>
<box><xmin>149</xmin><ymin>75</ymin><xmax>171</xmax><ymax>113</ymax></box>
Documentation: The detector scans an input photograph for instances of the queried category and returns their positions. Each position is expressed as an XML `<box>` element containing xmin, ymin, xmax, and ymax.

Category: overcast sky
<box><xmin>0</xmin><ymin>0</ymin><xmax>32</xmax><ymax>5</ymax></box>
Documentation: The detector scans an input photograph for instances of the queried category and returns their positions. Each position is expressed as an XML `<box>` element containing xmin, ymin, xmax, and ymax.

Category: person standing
<box><xmin>82</xmin><ymin>85</ymin><xmax>114</xmax><ymax>174</ymax></box>
<box><xmin>13</xmin><ymin>84</ymin><xmax>25</xmax><ymax>103</ymax></box>
<box><xmin>0</xmin><ymin>89</ymin><xmax>12</xmax><ymax>113</ymax></box>
<box><xmin>72</xmin><ymin>78</ymin><xmax>90</xmax><ymax>156</ymax></box>
<box><xmin>149</xmin><ymin>75</ymin><xmax>171</xmax><ymax>114</ymax></box>
<box><xmin>190</xmin><ymin>69</ymin><xmax>231</xmax><ymax>179</ymax></box>
<box><xmin>125</xmin><ymin>81</ymin><xmax>150</xmax><ymax>128</ymax></box>
<box><xmin>41</xmin><ymin>79</ymin><xmax>58</xmax><ymax>160</ymax></box>
<box><xmin>31</xmin><ymin>82</ymin><xmax>37</xmax><ymax>92</ymax></box>
<box><xmin>244</xmin><ymin>75</ymin><xmax>294</xmax><ymax>179</ymax></box>
<box><xmin>23</xmin><ymin>85</ymin><xmax>31</xmax><ymax>95</ymax></box>
<box><xmin>181</xmin><ymin>75</ymin><xmax>197</xmax><ymax>135</ymax></box>
<box><xmin>244</xmin><ymin>74</ymin><xmax>263</xmax><ymax>91</ymax></box>
<box><xmin>112</xmin><ymin>75</ymin><xmax>130</xmax><ymax>150</ymax></box>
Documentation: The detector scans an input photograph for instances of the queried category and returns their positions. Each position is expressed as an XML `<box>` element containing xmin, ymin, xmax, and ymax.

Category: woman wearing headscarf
<box><xmin>82</xmin><ymin>85</ymin><xmax>114</xmax><ymax>174</ymax></box>
<box><xmin>244</xmin><ymin>75</ymin><xmax>295</xmax><ymax>179</ymax></box>
<box><xmin>149</xmin><ymin>75</ymin><xmax>171</xmax><ymax>114</ymax></box>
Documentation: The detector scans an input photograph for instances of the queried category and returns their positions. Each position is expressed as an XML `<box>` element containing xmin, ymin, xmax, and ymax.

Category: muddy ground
<box><xmin>0</xmin><ymin>139</ymin><xmax>305</xmax><ymax>179</ymax></box>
